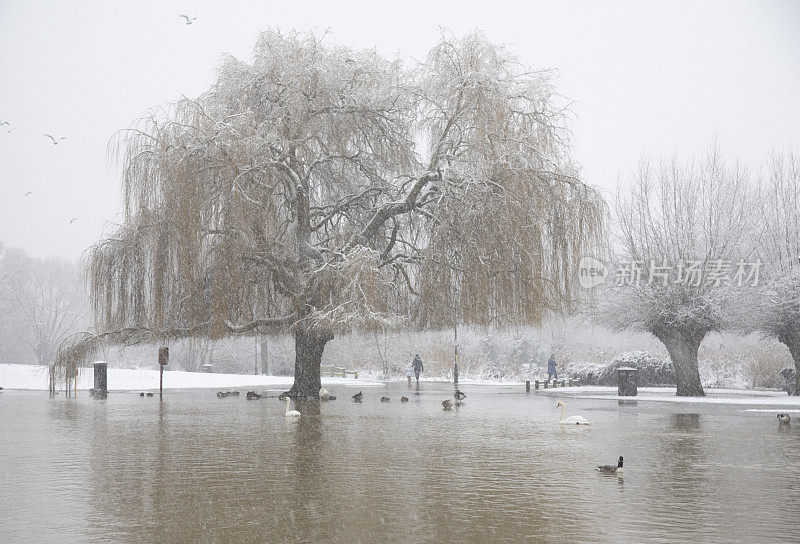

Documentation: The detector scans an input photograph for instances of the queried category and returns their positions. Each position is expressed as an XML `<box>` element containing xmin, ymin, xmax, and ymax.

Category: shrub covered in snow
<box><xmin>566</xmin><ymin>351</ymin><xmax>676</xmax><ymax>386</ymax></box>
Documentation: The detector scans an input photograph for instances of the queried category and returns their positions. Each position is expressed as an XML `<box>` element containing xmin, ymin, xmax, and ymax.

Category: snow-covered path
<box><xmin>543</xmin><ymin>385</ymin><xmax>800</xmax><ymax>407</ymax></box>
<box><xmin>0</xmin><ymin>363</ymin><xmax>381</xmax><ymax>391</ymax></box>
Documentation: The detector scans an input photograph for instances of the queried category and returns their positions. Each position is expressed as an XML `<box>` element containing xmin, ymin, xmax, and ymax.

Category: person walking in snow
<box><xmin>412</xmin><ymin>354</ymin><xmax>424</xmax><ymax>384</ymax></box>
<box><xmin>404</xmin><ymin>362</ymin><xmax>414</xmax><ymax>385</ymax></box>
<box><xmin>547</xmin><ymin>353</ymin><xmax>558</xmax><ymax>383</ymax></box>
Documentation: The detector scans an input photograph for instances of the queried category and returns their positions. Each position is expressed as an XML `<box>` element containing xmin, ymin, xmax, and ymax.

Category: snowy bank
<box><xmin>0</xmin><ymin>364</ymin><xmax>381</xmax><ymax>391</ymax></box>
<box><xmin>542</xmin><ymin>385</ymin><xmax>800</xmax><ymax>407</ymax></box>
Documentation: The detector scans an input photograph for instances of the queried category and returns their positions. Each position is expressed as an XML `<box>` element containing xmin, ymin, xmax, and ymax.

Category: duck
<box><xmin>145</xmin><ymin>392</ymin><xmax>154</xmax><ymax>397</ymax></box>
<box><xmin>284</xmin><ymin>397</ymin><xmax>301</xmax><ymax>419</ymax></box>
<box><xmin>454</xmin><ymin>389</ymin><xmax>467</xmax><ymax>401</ymax></box>
<box><xmin>380</xmin><ymin>396</ymin><xmax>391</xmax><ymax>403</ymax></box>
<box><xmin>246</xmin><ymin>391</ymin><xmax>262</xmax><ymax>400</ymax></box>
<box><xmin>777</xmin><ymin>413</ymin><xmax>791</xmax><ymax>425</ymax></box>
<box><xmin>400</xmin><ymin>396</ymin><xmax>409</xmax><ymax>403</ymax></box>
<box><xmin>442</xmin><ymin>399</ymin><xmax>454</xmax><ymax>410</ymax></box>
<box><xmin>556</xmin><ymin>402</ymin><xmax>590</xmax><ymax>425</ymax></box>
<box><xmin>597</xmin><ymin>456</ymin><xmax>624</xmax><ymax>475</ymax></box>
<box><xmin>139</xmin><ymin>392</ymin><xmax>144</xmax><ymax>397</ymax></box>
<box><xmin>351</xmin><ymin>391</ymin><xmax>363</xmax><ymax>402</ymax></box>
<box><xmin>319</xmin><ymin>387</ymin><xmax>336</xmax><ymax>401</ymax></box>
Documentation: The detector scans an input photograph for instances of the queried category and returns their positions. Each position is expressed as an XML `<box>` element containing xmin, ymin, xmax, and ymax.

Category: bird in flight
<box><xmin>0</xmin><ymin>121</ymin><xmax>9</xmax><ymax>126</ymax></box>
<box><xmin>69</xmin><ymin>217</ymin><xmax>78</xmax><ymax>225</ymax></box>
<box><xmin>24</xmin><ymin>191</ymin><xmax>33</xmax><ymax>197</ymax></box>
<box><xmin>44</xmin><ymin>134</ymin><xmax>66</xmax><ymax>145</ymax></box>
<box><xmin>179</xmin><ymin>14</ymin><xmax>197</xmax><ymax>24</ymax></box>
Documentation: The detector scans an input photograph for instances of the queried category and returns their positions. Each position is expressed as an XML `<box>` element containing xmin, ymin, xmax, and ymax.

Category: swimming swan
<box><xmin>319</xmin><ymin>387</ymin><xmax>336</xmax><ymax>401</ymax></box>
<box><xmin>285</xmin><ymin>397</ymin><xmax>301</xmax><ymax>419</ymax></box>
<box><xmin>556</xmin><ymin>402</ymin><xmax>590</xmax><ymax>425</ymax></box>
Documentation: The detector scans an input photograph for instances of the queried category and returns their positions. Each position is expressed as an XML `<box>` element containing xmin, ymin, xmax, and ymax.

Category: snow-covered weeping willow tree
<box><xmin>58</xmin><ymin>31</ymin><xmax>605</xmax><ymax>397</ymax></box>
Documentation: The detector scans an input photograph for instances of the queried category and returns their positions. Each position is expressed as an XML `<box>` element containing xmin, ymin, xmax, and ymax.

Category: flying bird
<box><xmin>44</xmin><ymin>134</ymin><xmax>66</xmax><ymax>145</ymax></box>
<box><xmin>179</xmin><ymin>14</ymin><xmax>197</xmax><ymax>24</ymax></box>
<box><xmin>69</xmin><ymin>217</ymin><xmax>78</xmax><ymax>225</ymax></box>
<box><xmin>0</xmin><ymin>121</ymin><xmax>9</xmax><ymax>126</ymax></box>
<box><xmin>24</xmin><ymin>191</ymin><xmax>33</xmax><ymax>197</ymax></box>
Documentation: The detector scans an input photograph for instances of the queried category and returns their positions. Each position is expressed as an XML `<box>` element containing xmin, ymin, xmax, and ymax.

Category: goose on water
<box><xmin>777</xmin><ymin>413</ymin><xmax>791</xmax><ymax>425</ymax></box>
<box><xmin>442</xmin><ymin>399</ymin><xmax>454</xmax><ymax>410</ymax></box>
<box><xmin>380</xmin><ymin>396</ymin><xmax>391</xmax><ymax>403</ymax></box>
<box><xmin>597</xmin><ymin>456</ymin><xmax>624</xmax><ymax>475</ymax></box>
<box><xmin>400</xmin><ymin>396</ymin><xmax>409</xmax><ymax>403</ymax></box>
<box><xmin>556</xmin><ymin>402</ymin><xmax>590</xmax><ymax>425</ymax></box>
<box><xmin>351</xmin><ymin>391</ymin><xmax>363</xmax><ymax>402</ymax></box>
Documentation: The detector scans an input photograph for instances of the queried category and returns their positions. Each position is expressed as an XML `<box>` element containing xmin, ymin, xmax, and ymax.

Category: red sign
<box><xmin>159</xmin><ymin>346</ymin><xmax>169</xmax><ymax>366</ymax></box>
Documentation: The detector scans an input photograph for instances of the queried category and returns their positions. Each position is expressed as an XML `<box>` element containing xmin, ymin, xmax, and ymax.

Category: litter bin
<box><xmin>617</xmin><ymin>367</ymin><xmax>637</xmax><ymax>396</ymax></box>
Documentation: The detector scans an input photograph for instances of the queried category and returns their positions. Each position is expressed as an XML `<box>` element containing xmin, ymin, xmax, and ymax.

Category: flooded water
<box><xmin>2</xmin><ymin>383</ymin><xmax>799</xmax><ymax>543</ymax></box>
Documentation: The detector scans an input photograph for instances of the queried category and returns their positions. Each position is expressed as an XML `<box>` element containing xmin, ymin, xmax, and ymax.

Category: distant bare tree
<box><xmin>59</xmin><ymin>31</ymin><xmax>604</xmax><ymax>396</ymax></box>
<box><xmin>0</xmin><ymin>246</ymin><xmax>87</xmax><ymax>365</ymax></box>
<box><xmin>602</xmin><ymin>147</ymin><xmax>755</xmax><ymax>396</ymax></box>
<box><xmin>741</xmin><ymin>153</ymin><xmax>800</xmax><ymax>393</ymax></box>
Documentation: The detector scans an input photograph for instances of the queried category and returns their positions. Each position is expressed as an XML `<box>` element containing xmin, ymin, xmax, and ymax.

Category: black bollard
<box><xmin>93</xmin><ymin>362</ymin><xmax>108</xmax><ymax>398</ymax></box>
<box><xmin>617</xmin><ymin>367</ymin><xmax>638</xmax><ymax>396</ymax></box>
<box><xmin>526</xmin><ymin>380</ymin><xmax>530</xmax><ymax>393</ymax></box>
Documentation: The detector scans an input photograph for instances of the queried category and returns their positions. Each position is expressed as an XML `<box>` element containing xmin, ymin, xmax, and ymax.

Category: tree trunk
<box><xmin>778</xmin><ymin>330</ymin><xmax>800</xmax><ymax>396</ymax></box>
<box><xmin>658</xmin><ymin>331</ymin><xmax>706</xmax><ymax>397</ymax></box>
<box><xmin>287</xmin><ymin>326</ymin><xmax>333</xmax><ymax>398</ymax></box>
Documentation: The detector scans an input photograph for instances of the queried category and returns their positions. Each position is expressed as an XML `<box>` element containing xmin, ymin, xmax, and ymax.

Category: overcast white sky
<box><xmin>1</xmin><ymin>0</ymin><xmax>798</xmax><ymax>260</ymax></box>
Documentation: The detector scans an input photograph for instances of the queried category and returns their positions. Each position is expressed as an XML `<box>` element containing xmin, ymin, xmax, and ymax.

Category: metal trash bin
<box><xmin>617</xmin><ymin>367</ymin><xmax>637</xmax><ymax>396</ymax></box>
<box><xmin>93</xmin><ymin>362</ymin><xmax>108</xmax><ymax>398</ymax></box>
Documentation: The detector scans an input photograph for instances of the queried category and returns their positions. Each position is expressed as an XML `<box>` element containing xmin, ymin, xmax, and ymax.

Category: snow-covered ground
<box><xmin>0</xmin><ymin>363</ymin><xmax>381</xmax><ymax>391</ymax></box>
<box><xmin>543</xmin><ymin>385</ymin><xmax>800</xmax><ymax>407</ymax></box>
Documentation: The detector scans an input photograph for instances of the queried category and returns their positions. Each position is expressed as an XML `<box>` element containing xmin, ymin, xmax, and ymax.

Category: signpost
<box><xmin>158</xmin><ymin>346</ymin><xmax>169</xmax><ymax>401</ymax></box>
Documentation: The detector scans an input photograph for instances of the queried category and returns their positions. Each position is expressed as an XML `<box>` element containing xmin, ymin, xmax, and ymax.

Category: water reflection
<box><xmin>2</xmin><ymin>388</ymin><xmax>800</xmax><ymax>543</ymax></box>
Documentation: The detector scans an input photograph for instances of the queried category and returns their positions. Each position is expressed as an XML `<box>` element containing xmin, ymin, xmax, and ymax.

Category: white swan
<box><xmin>285</xmin><ymin>397</ymin><xmax>301</xmax><ymax>419</ymax></box>
<box><xmin>319</xmin><ymin>387</ymin><xmax>335</xmax><ymax>400</ymax></box>
<box><xmin>556</xmin><ymin>402</ymin><xmax>590</xmax><ymax>425</ymax></box>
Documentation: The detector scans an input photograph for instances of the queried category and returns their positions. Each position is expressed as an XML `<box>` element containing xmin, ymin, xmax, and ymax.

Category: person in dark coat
<box><xmin>412</xmin><ymin>354</ymin><xmax>424</xmax><ymax>383</ymax></box>
<box><xmin>547</xmin><ymin>354</ymin><xmax>558</xmax><ymax>382</ymax></box>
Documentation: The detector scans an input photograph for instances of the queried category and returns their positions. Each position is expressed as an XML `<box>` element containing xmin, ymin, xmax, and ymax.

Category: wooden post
<box><xmin>158</xmin><ymin>347</ymin><xmax>169</xmax><ymax>401</ymax></box>
<box><xmin>526</xmin><ymin>380</ymin><xmax>530</xmax><ymax>392</ymax></box>
<box><xmin>535</xmin><ymin>380</ymin><xmax>540</xmax><ymax>390</ymax></box>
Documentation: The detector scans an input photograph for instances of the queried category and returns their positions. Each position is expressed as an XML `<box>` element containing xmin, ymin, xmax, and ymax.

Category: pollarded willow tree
<box><xmin>743</xmin><ymin>153</ymin><xmax>800</xmax><ymax>393</ymax></box>
<box><xmin>60</xmin><ymin>30</ymin><xmax>604</xmax><ymax>397</ymax></box>
<box><xmin>602</xmin><ymin>147</ymin><xmax>755</xmax><ymax>396</ymax></box>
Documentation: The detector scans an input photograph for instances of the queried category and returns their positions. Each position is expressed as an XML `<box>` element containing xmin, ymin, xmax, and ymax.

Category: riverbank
<box><xmin>539</xmin><ymin>384</ymin><xmax>800</xmax><ymax>407</ymax></box>
<box><xmin>0</xmin><ymin>363</ymin><xmax>381</xmax><ymax>391</ymax></box>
